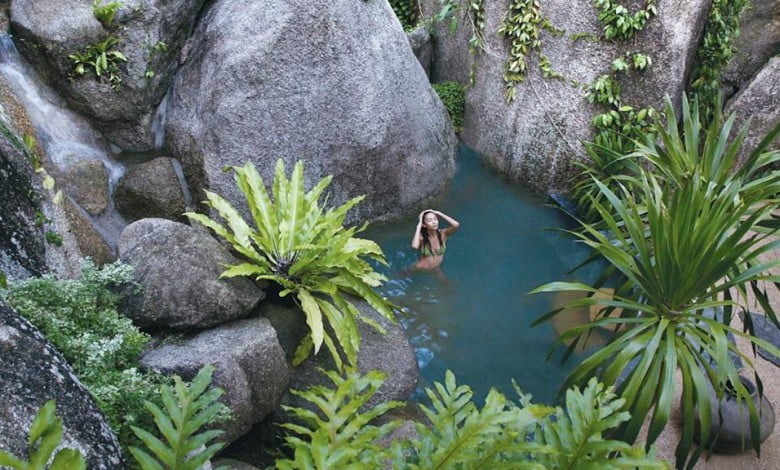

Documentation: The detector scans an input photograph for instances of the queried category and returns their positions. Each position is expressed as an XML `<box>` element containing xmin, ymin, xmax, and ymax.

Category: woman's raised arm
<box><xmin>433</xmin><ymin>210</ymin><xmax>460</xmax><ymax>236</ymax></box>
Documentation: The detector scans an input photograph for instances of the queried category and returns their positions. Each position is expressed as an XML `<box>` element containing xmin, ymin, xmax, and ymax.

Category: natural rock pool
<box><xmin>364</xmin><ymin>146</ymin><xmax>608</xmax><ymax>403</ymax></box>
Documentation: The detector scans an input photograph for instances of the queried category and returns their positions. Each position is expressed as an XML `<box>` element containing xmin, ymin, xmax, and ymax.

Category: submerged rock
<box><xmin>115</xmin><ymin>157</ymin><xmax>188</xmax><ymax>222</ymax></box>
<box><xmin>118</xmin><ymin>218</ymin><xmax>264</xmax><ymax>329</ymax></box>
<box><xmin>140</xmin><ymin>317</ymin><xmax>290</xmax><ymax>444</ymax></box>
<box><xmin>166</xmin><ymin>0</ymin><xmax>456</xmax><ymax>224</ymax></box>
<box><xmin>725</xmin><ymin>56</ymin><xmax>780</xmax><ymax>162</ymax></box>
<box><xmin>10</xmin><ymin>0</ymin><xmax>206</xmax><ymax>150</ymax></box>
<box><xmin>0</xmin><ymin>301</ymin><xmax>125</xmax><ymax>469</ymax></box>
<box><xmin>421</xmin><ymin>0</ymin><xmax>710</xmax><ymax>194</ymax></box>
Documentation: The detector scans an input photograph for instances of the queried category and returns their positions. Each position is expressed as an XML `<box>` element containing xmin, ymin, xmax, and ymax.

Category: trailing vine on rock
<box><xmin>689</xmin><ymin>0</ymin><xmax>751</xmax><ymax>124</ymax></box>
<box><xmin>594</xmin><ymin>0</ymin><xmax>657</xmax><ymax>40</ymax></box>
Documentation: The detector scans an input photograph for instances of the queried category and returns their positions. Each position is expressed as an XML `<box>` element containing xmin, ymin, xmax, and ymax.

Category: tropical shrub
<box><xmin>389</xmin><ymin>0</ymin><xmax>418</xmax><ymax>31</ymax></box>
<box><xmin>69</xmin><ymin>36</ymin><xmax>127</xmax><ymax>89</ymax></box>
<box><xmin>130</xmin><ymin>365</ymin><xmax>228</xmax><ymax>470</ymax></box>
<box><xmin>93</xmin><ymin>0</ymin><xmax>123</xmax><ymax>29</ymax></box>
<box><xmin>276</xmin><ymin>369</ymin><xmax>668</xmax><ymax>468</ymax></box>
<box><xmin>0</xmin><ymin>400</ymin><xmax>86</xmax><ymax>470</ymax></box>
<box><xmin>432</xmin><ymin>81</ymin><xmax>465</xmax><ymax>132</ymax></box>
<box><xmin>185</xmin><ymin>159</ymin><xmax>395</xmax><ymax>370</ymax></box>
<box><xmin>534</xmin><ymin>95</ymin><xmax>780</xmax><ymax>468</ymax></box>
<box><xmin>1</xmin><ymin>260</ymin><xmax>165</xmax><ymax>454</ymax></box>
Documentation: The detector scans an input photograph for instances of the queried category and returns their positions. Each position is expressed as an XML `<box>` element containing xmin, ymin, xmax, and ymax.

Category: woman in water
<box><xmin>411</xmin><ymin>209</ymin><xmax>460</xmax><ymax>270</ymax></box>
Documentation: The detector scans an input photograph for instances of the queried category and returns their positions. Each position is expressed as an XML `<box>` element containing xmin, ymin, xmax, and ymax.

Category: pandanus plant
<box><xmin>186</xmin><ymin>159</ymin><xmax>395</xmax><ymax>371</ymax></box>
<box><xmin>534</xmin><ymin>95</ymin><xmax>780</xmax><ymax>469</ymax></box>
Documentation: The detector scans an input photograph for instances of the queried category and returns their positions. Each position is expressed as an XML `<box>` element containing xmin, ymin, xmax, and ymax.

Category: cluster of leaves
<box><xmin>497</xmin><ymin>0</ymin><xmax>558</xmax><ymax>102</ymax></box>
<box><xmin>276</xmin><ymin>369</ymin><xmax>668</xmax><ymax>468</ymax></box>
<box><xmin>1</xmin><ymin>260</ymin><xmax>165</xmax><ymax>455</ymax></box>
<box><xmin>535</xmin><ymin>95</ymin><xmax>780</xmax><ymax>468</ymax></box>
<box><xmin>186</xmin><ymin>159</ymin><xmax>396</xmax><ymax>371</ymax></box>
<box><xmin>0</xmin><ymin>400</ymin><xmax>86</xmax><ymax>470</ymax></box>
<box><xmin>130</xmin><ymin>365</ymin><xmax>229</xmax><ymax>470</ymax></box>
<box><xmin>144</xmin><ymin>40</ymin><xmax>168</xmax><ymax>80</ymax></box>
<box><xmin>689</xmin><ymin>0</ymin><xmax>751</xmax><ymax>125</ymax></box>
<box><xmin>389</xmin><ymin>0</ymin><xmax>419</xmax><ymax>31</ymax></box>
<box><xmin>93</xmin><ymin>0</ymin><xmax>123</xmax><ymax>29</ymax></box>
<box><xmin>432</xmin><ymin>81</ymin><xmax>465</xmax><ymax>131</ymax></box>
<box><xmin>69</xmin><ymin>36</ymin><xmax>127</xmax><ymax>89</ymax></box>
<box><xmin>594</xmin><ymin>0</ymin><xmax>657</xmax><ymax>40</ymax></box>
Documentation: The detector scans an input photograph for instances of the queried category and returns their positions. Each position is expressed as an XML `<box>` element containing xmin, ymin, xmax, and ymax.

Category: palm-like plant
<box><xmin>186</xmin><ymin>159</ymin><xmax>395</xmax><ymax>370</ymax></box>
<box><xmin>534</xmin><ymin>95</ymin><xmax>780</xmax><ymax>469</ymax></box>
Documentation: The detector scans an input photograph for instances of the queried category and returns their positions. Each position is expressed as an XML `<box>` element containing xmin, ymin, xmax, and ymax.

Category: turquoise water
<box><xmin>363</xmin><ymin>146</ymin><xmax>606</xmax><ymax>404</ymax></box>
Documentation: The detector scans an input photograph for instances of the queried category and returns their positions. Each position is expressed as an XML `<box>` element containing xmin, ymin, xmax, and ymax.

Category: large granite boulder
<box><xmin>140</xmin><ymin>317</ymin><xmax>290</xmax><ymax>444</ymax></box>
<box><xmin>421</xmin><ymin>0</ymin><xmax>710</xmax><ymax>193</ymax></box>
<box><xmin>115</xmin><ymin>157</ymin><xmax>189</xmax><ymax>222</ymax></box>
<box><xmin>0</xmin><ymin>122</ymin><xmax>44</xmax><ymax>281</ymax></box>
<box><xmin>118</xmin><ymin>218</ymin><xmax>264</xmax><ymax>329</ymax></box>
<box><xmin>262</xmin><ymin>298</ymin><xmax>418</xmax><ymax>411</ymax></box>
<box><xmin>722</xmin><ymin>0</ymin><xmax>780</xmax><ymax>99</ymax></box>
<box><xmin>10</xmin><ymin>0</ymin><xmax>206</xmax><ymax>150</ymax></box>
<box><xmin>165</xmin><ymin>0</ymin><xmax>457</xmax><ymax>224</ymax></box>
<box><xmin>725</xmin><ymin>57</ymin><xmax>780</xmax><ymax>162</ymax></box>
<box><xmin>0</xmin><ymin>302</ymin><xmax>124</xmax><ymax>469</ymax></box>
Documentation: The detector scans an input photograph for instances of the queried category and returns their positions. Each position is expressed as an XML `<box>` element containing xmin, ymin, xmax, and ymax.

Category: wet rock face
<box><xmin>140</xmin><ymin>317</ymin><xmax>290</xmax><ymax>444</ymax></box>
<box><xmin>61</xmin><ymin>195</ymin><xmax>114</xmax><ymax>266</ymax></box>
<box><xmin>61</xmin><ymin>159</ymin><xmax>109</xmax><ymax>216</ymax></box>
<box><xmin>421</xmin><ymin>0</ymin><xmax>710</xmax><ymax>194</ymax></box>
<box><xmin>0</xmin><ymin>302</ymin><xmax>125</xmax><ymax>469</ymax></box>
<box><xmin>726</xmin><ymin>56</ymin><xmax>780</xmax><ymax>162</ymax></box>
<box><xmin>166</xmin><ymin>0</ymin><xmax>457</xmax><ymax>224</ymax></box>
<box><xmin>115</xmin><ymin>157</ymin><xmax>188</xmax><ymax>222</ymax></box>
<box><xmin>9</xmin><ymin>0</ymin><xmax>206</xmax><ymax>150</ymax></box>
<box><xmin>0</xmin><ymin>123</ymin><xmax>45</xmax><ymax>280</ymax></box>
<box><xmin>118</xmin><ymin>218</ymin><xmax>264</xmax><ymax>329</ymax></box>
<box><xmin>722</xmin><ymin>0</ymin><xmax>780</xmax><ymax>99</ymax></box>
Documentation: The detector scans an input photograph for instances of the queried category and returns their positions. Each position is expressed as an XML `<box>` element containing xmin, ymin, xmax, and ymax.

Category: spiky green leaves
<box><xmin>0</xmin><ymin>400</ymin><xmax>86</xmax><ymax>470</ymax></box>
<box><xmin>129</xmin><ymin>365</ymin><xmax>227</xmax><ymax>470</ymax></box>
<box><xmin>185</xmin><ymin>159</ymin><xmax>395</xmax><ymax>370</ymax></box>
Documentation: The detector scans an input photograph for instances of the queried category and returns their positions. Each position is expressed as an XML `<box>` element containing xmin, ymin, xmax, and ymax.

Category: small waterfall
<box><xmin>151</xmin><ymin>91</ymin><xmax>169</xmax><ymax>150</ymax></box>
<box><xmin>0</xmin><ymin>34</ymin><xmax>127</xmax><ymax>246</ymax></box>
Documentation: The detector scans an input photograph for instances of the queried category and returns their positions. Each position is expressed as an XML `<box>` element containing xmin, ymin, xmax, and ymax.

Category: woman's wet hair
<box><xmin>420</xmin><ymin>211</ymin><xmax>443</xmax><ymax>255</ymax></box>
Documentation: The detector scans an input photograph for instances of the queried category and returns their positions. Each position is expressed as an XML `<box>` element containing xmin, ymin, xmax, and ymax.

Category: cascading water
<box><xmin>0</xmin><ymin>34</ymin><xmax>127</xmax><ymax>245</ymax></box>
<box><xmin>150</xmin><ymin>91</ymin><xmax>169</xmax><ymax>150</ymax></box>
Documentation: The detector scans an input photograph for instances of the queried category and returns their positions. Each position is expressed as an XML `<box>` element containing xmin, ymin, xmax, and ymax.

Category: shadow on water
<box><xmin>363</xmin><ymin>146</ymin><xmax>607</xmax><ymax>405</ymax></box>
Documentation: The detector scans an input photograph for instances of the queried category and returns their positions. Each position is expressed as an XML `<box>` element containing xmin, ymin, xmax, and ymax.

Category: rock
<box><xmin>61</xmin><ymin>159</ymin><xmax>109</xmax><ymax>216</ymax></box>
<box><xmin>61</xmin><ymin>195</ymin><xmax>114</xmax><ymax>266</ymax></box>
<box><xmin>263</xmin><ymin>298</ymin><xmax>419</xmax><ymax>411</ymax></box>
<box><xmin>165</xmin><ymin>0</ymin><xmax>457</xmax><ymax>224</ymax></box>
<box><xmin>118</xmin><ymin>218</ymin><xmax>264</xmax><ymax>329</ymax></box>
<box><xmin>420</xmin><ymin>0</ymin><xmax>474</xmax><ymax>84</ymax></box>
<box><xmin>0</xmin><ymin>301</ymin><xmax>125</xmax><ymax>469</ymax></box>
<box><xmin>10</xmin><ymin>0</ymin><xmax>207</xmax><ymax>150</ymax></box>
<box><xmin>407</xmin><ymin>27</ymin><xmax>433</xmax><ymax>78</ymax></box>
<box><xmin>140</xmin><ymin>317</ymin><xmax>290</xmax><ymax>444</ymax></box>
<box><xmin>0</xmin><ymin>120</ymin><xmax>45</xmax><ymax>280</ymax></box>
<box><xmin>725</xmin><ymin>56</ymin><xmax>780</xmax><ymax>163</ymax></box>
<box><xmin>422</xmin><ymin>0</ymin><xmax>710</xmax><ymax>194</ymax></box>
<box><xmin>722</xmin><ymin>0</ymin><xmax>780</xmax><ymax>99</ymax></box>
<box><xmin>115</xmin><ymin>157</ymin><xmax>188</xmax><ymax>222</ymax></box>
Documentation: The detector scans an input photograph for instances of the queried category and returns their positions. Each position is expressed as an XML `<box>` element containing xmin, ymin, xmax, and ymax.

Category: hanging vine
<box><xmin>594</xmin><ymin>0</ymin><xmax>657</xmax><ymax>40</ymax></box>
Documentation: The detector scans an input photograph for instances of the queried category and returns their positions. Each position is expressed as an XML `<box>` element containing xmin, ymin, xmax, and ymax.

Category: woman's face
<box><xmin>423</xmin><ymin>212</ymin><xmax>439</xmax><ymax>230</ymax></box>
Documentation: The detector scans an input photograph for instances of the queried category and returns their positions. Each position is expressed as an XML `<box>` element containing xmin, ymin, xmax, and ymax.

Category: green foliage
<box><xmin>185</xmin><ymin>160</ymin><xmax>395</xmax><ymax>370</ymax></box>
<box><xmin>44</xmin><ymin>230</ymin><xmax>62</xmax><ymax>247</ymax></box>
<box><xmin>0</xmin><ymin>400</ymin><xmax>87</xmax><ymax>470</ymax></box>
<box><xmin>2</xmin><ymin>260</ymin><xmax>165</xmax><ymax>455</ymax></box>
<box><xmin>69</xmin><ymin>36</ymin><xmax>127</xmax><ymax>89</ymax></box>
<box><xmin>276</xmin><ymin>369</ymin><xmax>402</xmax><ymax>469</ymax></box>
<box><xmin>533</xmin><ymin>95</ymin><xmax>780</xmax><ymax>469</ymax></box>
<box><xmin>389</xmin><ymin>0</ymin><xmax>419</xmax><ymax>31</ymax></box>
<box><xmin>276</xmin><ymin>369</ymin><xmax>668</xmax><ymax>469</ymax></box>
<box><xmin>594</xmin><ymin>0</ymin><xmax>657</xmax><ymax>40</ymax></box>
<box><xmin>93</xmin><ymin>0</ymin><xmax>123</xmax><ymax>29</ymax></box>
<box><xmin>432</xmin><ymin>81</ymin><xmax>465</xmax><ymax>132</ymax></box>
<box><xmin>130</xmin><ymin>365</ymin><xmax>227</xmax><ymax>470</ymax></box>
<box><xmin>22</xmin><ymin>134</ymin><xmax>41</xmax><ymax>170</ymax></box>
<box><xmin>0</xmin><ymin>271</ymin><xmax>6</xmax><ymax>289</ymax></box>
<box><xmin>497</xmin><ymin>0</ymin><xmax>546</xmax><ymax>102</ymax></box>
<box><xmin>689</xmin><ymin>0</ymin><xmax>751</xmax><ymax>124</ymax></box>
<box><xmin>144</xmin><ymin>41</ymin><xmax>168</xmax><ymax>79</ymax></box>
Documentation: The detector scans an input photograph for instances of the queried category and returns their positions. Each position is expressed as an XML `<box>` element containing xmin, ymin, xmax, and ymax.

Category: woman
<box><xmin>411</xmin><ymin>209</ymin><xmax>460</xmax><ymax>270</ymax></box>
